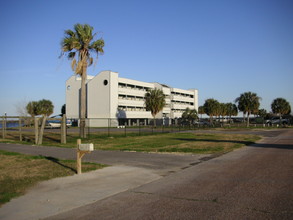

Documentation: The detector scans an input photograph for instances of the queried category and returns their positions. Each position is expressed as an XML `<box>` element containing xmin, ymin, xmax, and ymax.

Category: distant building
<box><xmin>66</xmin><ymin>71</ymin><xmax>198</xmax><ymax>127</ymax></box>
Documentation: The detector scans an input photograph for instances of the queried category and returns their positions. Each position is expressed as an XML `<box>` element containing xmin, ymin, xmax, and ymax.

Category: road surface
<box><xmin>45</xmin><ymin>129</ymin><xmax>293</xmax><ymax>219</ymax></box>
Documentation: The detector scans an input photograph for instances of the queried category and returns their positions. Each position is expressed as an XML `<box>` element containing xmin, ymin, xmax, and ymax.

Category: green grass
<box><xmin>85</xmin><ymin>132</ymin><xmax>260</xmax><ymax>154</ymax></box>
<box><xmin>0</xmin><ymin>150</ymin><xmax>107</xmax><ymax>206</ymax></box>
<box><xmin>1</xmin><ymin>131</ymin><xmax>261</xmax><ymax>154</ymax></box>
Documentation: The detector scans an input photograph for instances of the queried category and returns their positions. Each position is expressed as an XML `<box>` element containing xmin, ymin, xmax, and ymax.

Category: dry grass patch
<box><xmin>0</xmin><ymin>150</ymin><xmax>107</xmax><ymax>206</ymax></box>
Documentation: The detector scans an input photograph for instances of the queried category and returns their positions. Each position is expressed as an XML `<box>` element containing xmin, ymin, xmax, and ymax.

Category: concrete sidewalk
<box><xmin>0</xmin><ymin>165</ymin><xmax>161</xmax><ymax>220</ymax></box>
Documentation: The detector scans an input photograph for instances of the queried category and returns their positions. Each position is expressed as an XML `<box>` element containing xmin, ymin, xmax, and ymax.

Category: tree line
<box><xmin>199</xmin><ymin>92</ymin><xmax>291</xmax><ymax>127</ymax></box>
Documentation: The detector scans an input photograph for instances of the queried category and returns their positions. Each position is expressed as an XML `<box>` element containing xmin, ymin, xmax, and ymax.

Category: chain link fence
<box><xmin>1</xmin><ymin>116</ymin><xmax>292</xmax><ymax>143</ymax></box>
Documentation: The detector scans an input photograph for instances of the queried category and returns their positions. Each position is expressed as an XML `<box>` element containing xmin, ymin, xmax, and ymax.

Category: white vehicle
<box><xmin>266</xmin><ymin>117</ymin><xmax>289</xmax><ymax>125</ymax></box>
<box><xmin>46</xmin><ymin>119</ymin><xmax>72</xmax><ymax>129</ymax></box>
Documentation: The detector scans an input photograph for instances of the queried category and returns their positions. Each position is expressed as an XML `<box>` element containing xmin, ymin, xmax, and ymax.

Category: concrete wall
<box><xmin>87</xmin><ymin>71</ymin><xmax>118</xmax><ymax>118</ymax></box>
<box><xmin>66</xmin><ymin>75</ymin><xmax>94</xmax><ymax>118</ymax></box>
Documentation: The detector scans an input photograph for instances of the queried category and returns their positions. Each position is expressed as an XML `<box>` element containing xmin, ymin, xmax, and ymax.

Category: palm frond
<box><xmin>71</xmin><ymin>59</ymin><xmax>76</xmax><ymax>71</ymax></box>
<box><xmin>90</xmin><ymin>39</ymin><xmax>105</xmax><ymax>54</ymax></box>
<box><xmin>68</xmin><ymin>52</ymin><xmax>76</xmax><ymax>59</ymax></box>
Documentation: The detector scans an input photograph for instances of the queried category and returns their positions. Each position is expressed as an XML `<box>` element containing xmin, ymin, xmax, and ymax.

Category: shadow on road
<box><xmin>250</xmin><ymin>143</ymin><xmax>293</xmax><ymax>150</ymax></box>
<box><xmin>174</xmin><ymin>138</ymin><xmax>255</xmax><ymax>146</ymax></box>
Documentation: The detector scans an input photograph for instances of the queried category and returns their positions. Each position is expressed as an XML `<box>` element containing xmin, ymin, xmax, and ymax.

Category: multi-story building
<box><xmin>66</xmin><ymin>71</ymin><xmax>198</xmax><ymax>127</ymax></box>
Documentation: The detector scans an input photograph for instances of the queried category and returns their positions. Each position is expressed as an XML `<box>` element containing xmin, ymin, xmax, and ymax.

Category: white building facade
<box><xmin>66</xmin><ymin>71</ymin><xmax>198</xmax><ymax>127</ymax></box>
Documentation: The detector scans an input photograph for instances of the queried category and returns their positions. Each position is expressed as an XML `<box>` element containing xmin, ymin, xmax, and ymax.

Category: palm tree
<box><xmin>26</xmin><ymin>101</ymin><xmax>40</xmax><ymax>117</ymax></box>
<box><xmin>203</xmin><ymin>98</ymin><xmax>220</xmax><ymax>123</ymax></box>
<box><xmin>26</xmin><ymin>99</ymin><xmax>54</xmax><ymax>145</ymax></box>
<box><xmin>235</xmin><ymin>92</ymin><xmax>261</xmax><ymax>127</ymax></box>
<box><xmin>37</xmin><ymin>99</ymin><xmax>54</xmax><ymax>145</ymax></box>
<box><xmin>198</xmin><ymin>106</ymin><xmax>205</xmax><ymax>120</ymax></box>
<box><xmin>271</xmin><ymin>98</ymin><xmax>291</xmax><ymax>125</ymax></box>
<box><xmin>258</xmin><ymin>108</ymin><xmax>267</xmax><ymax>124</ymax></box>
<box><xmin>144</xmin><ymin>88</ymin><xmax>166</xmax><ymax>127</ymax></box>
<box><xmin>182</xmin><ymin>107</ymin><xmax>198</xmax><ymax>126</ymax></box>
<box><xmin>219</xmin><ymin>103</ymin><xmax>227</xmax><ymax>123</ymax></box>
<box><xmin>61</xmin><ymin>23</ymin><xmax>104</xmax><ymax>138</ymax></box>
<box><xmin>226</xmin><ymin>103</ymin><xmax>238</xmax><ymax>123</ymax></box>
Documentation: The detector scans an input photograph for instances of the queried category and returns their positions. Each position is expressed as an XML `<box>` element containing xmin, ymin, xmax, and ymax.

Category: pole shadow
<box><xmin>42</xmin><ymin>156</ymin><xmax>77</xmax><ymax>173</ymax></box>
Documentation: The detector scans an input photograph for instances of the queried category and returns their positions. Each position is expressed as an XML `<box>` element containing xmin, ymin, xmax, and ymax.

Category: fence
<box><xmin>1</xmin><ymin>116</ymin><xmax>291</xmax><ymax>144</ymax></box>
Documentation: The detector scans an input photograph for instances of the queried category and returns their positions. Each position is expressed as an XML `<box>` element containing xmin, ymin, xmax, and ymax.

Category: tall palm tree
<box><xmin>235</xmin><ymin>92</ymin><xmax>261</xmax><ymax>127</ymax></box>
<box><xmin>271</xmin><ymin>98</ymin><xmax>291</xmax><ymax>125</ymax></box>
<box><xmin>61</xmin><ymin>23</ymin><xmax>104</xmax><ymax>138</ymax></box>
<box><xmin>144</xmin><ymin>88</ymin><xmax>166</xmax><ymax>127</ymax></box>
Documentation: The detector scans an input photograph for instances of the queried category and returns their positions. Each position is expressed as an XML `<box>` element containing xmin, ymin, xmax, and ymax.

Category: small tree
<box><xmin>26</xmin><ymin>101</ymin><xmax>40</xmax><ymax>117</ymax></box>
<box><xmin>203</xmin><ymin>98</ymin><xmax>220</xmax><ymax>123</ymax></box>
<box><xmin>182</xmin><ymin>107</ymin><xmax>198</xmax><ymax>126</ymax></box>
<box><xmin>271</xmin><ymin>98</ymin><xmax>291</xmax><ymax>126</ymax></box>
<box><xmin>26</xmin><ymin>99</ymin><xmax>54</xmax><ymax>145</ymax></box>
<box><xmin>235</xmin><ymin>92</ymin><xmax>261</xmax><ymax>127</ymax></box>
<box><xmin>198</xmin><ymin>106</ymin><xmax>205</xmax><ymax>119</ymax></box>
<box><xmin>144</xmin><ymin>88</ymin><xmax>166</xmax><ymax>127</ymax></box>
<box><xmin>258</xmin><ymin>109</ymin><xmax>267</xmax><ymax>123</ymax></box>
<box><xmin>226</xmin><ymin>103</ymin><xmax>238</xmax><ymax>123</ymax></box>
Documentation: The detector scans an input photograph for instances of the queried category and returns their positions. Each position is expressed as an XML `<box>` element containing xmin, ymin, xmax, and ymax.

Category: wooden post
<box><xmin>76</xmin><ymin>139</ymin><xmax>93</xmax><ymax>174</ymax></box>
<box><xmin>19</xmin><ymin>117</ymin><xmax>22</xmax><ymax>141</ymax></box>
<box><xmin>61</xmin><ymin>114</ymin><xmax>66</xmax><ymax>144</ymax></box>
<box><xmin>2</xmin><ymin>116</ymin><xmax>4</xmax><ymax>139</ymax></box>
<box><xmin>77</xmin><ymin>139</ymin><xmax>82</xmax><ymax>174</ymax></box>
<box><xmin>34</xmin><ymin>117</ymin><xmax>39</xmax><ymax>144</ymax></box>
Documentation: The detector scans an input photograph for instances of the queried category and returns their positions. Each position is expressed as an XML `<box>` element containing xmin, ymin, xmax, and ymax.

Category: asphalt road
<box><xmin>0</xmin><ymin>142</ymin><xmax>206</xmax><ymax>177</ymax></box>
<box><xmin>44</xmin><ymin>129</ymin><xmax>293</xmax><ymax>220</ymax></box>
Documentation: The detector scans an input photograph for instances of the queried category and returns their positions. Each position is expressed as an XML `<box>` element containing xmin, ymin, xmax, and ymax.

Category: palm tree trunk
<box><xmin>37</xmin><ymin>115</ymin><xmax>47</xmax><ymax>145</ymax></box>
<box><xmin>80</xmin><ymin>65</ymin><xmax>87</xmax><ymax>138</ymax></box>
<box><xmin>247</xmin><ymin>112</ymin><xmax>250</xmax><ymax>127</ymax></box>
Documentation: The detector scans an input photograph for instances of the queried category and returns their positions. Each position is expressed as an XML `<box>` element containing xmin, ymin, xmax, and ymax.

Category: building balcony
<box><xmin>118</xmin><ymin>87</ymin><xmax>147</xmax><ymax>97</ymax></box>
<box><xmin>118</xmin><ymin>99</ymin><xmax>145</xmax><ymax>107</ymax></box>
<box><xmin>171</xmin><ymin>95</ymin><xmax>194</xmax><ymax>102</ymax></box>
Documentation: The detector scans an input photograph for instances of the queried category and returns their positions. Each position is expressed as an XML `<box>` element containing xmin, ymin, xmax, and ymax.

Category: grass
<box><xmin>1</xmin><ymin>131</ymin><xmax>261</xmax><ymax>154</ymax></box>
<box><xmin>92</xmin><ymin>132</ymin><xmax>261</xmax><ymax>153</ymax></box>
<box><xmin>0</xmin><ymin>150</ymin><xmax>107</xmax><ymax>206</ymax></box>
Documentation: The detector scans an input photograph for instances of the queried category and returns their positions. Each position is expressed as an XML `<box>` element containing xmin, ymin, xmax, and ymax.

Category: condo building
<box><xmin>66</xmin><ymin>71</ymin><xmax>198</xmax><ymax>127</ymax></box>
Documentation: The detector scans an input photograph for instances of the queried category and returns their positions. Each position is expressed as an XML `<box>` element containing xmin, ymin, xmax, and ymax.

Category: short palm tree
<box><xmin>198</xmin><ymin>106</ymin><xmax>205</xmax><ymax>119</ymax></box>
<box><xmin>225</xmin><ymin>103</ymin><xmax>238</xmax><ymax>123</ymax></box>
<box><xmin>61</xmin><ymin>23</ymin><xmax>104</xmax><ymax>138</ymax></box>
<box><xmin>203</xmin><ymin>98</ymin><xmax>220</xmax><ymax>123</ymax></box>
<box><xmin>235</xmin><ymin>92</ymin><xmax>261</xmax><ymax>127</ymax></box>
<box><xmin>271</xmin><ymin>98</ymin><xmax>291</xmax><ymax>125</ymax></box>
<box><xmin>144</xmin><ymin>88</ymin><xmax>166</xmax><ymax>127</ymax></box>
<box><xmin>26</xmin><ymin>99</ymin><xmax>54</xmax><ymax>145</ymax></box>
<box><xmin>182</xmin><ymin>107</ymin><xmax>198</xmax><ymax>125</ymax></box>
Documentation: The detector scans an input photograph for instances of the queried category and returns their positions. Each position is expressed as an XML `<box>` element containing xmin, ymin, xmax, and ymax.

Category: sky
<box><xmin>0</xmin><ymin>0</ymin><xmax>292</xmax><ymax>116</ymax></box>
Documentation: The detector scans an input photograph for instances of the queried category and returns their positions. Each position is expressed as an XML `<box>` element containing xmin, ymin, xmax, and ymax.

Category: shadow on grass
<box><xmin>43</xmin><ymin>156</ymin><xmax>77</xmax><ymax>173</ymax></box>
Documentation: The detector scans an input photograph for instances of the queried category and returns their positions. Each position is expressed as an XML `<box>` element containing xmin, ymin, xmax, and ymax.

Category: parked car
<box><xmin>266</xmin><ymin>117</ymin><xmax>289</xmax><ymax>125</ymax></box>
<box><xmin>45</xmin><ymin>116</ymin><xmax>72</xmax><ymax>129</ymax></box>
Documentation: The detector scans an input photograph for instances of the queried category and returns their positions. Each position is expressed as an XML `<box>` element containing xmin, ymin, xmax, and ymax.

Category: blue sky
<box><xmin>0</xmin><ymin>0</ymin><xmax>292</xmax><ymax>116</ymax></box>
